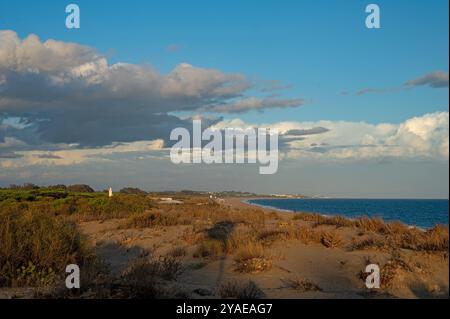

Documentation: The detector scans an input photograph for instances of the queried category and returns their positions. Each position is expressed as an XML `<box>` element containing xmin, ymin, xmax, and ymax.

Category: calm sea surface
<box><xmin>248</xmin><ymin>198</ymin><xmax>449</xmax><ymax>228</ymax></box>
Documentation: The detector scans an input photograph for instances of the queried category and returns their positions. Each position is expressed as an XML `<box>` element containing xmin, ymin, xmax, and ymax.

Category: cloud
<box><xmin>353</xmin><ymin>70</ymin><xmax>448</xmax><ymax>96</ymax></box>
<box><xmin>284</xmin><ymin>127</ymin><xmax>330</xmax><ymax>136</ymax></box>
<box><xmin>204</xmin><ymin>97</ymin><xmax>304</xmax><ymax>113</ymax></box>
<box><xmin>0</xmin><ymin>139</ymin><xmax>165</xmax><ymax>168</ymax></box>
<box><xmin>166</xmin><ymin>44</ymin><xmax>181</xmax><ymax>53</ymax></box>
<box><xmin>0</xmin><ymin>30</ymin><xmax>302</xmax><ymax>147</ymax></box>
<box><xmin>405</xmin><ymin>71</ymin><xmax>449</xmax><ymax>88</ymax></box>
<box><xmin>210</xmin><ymin>112</ymin><xmax>449</xmax><ymax>161</ymax></box>
<box><xmin>355</xmin><ymin>87</ymin><xmax>401</xmax><ymax>96</ymax></box>
<box><xmin>1</xmin><ymin>112</ymin><xmax>448</xmax><ymax>169</ymax></box>
<box><xmin>0</xmin><ymin>152</ymin><xmax>23</xmax><ymax>159</ymax></box>
<box><xmin>34</xmin><ymin>153</ymin><xmax>63</xmax><ymax>159</ymax></box>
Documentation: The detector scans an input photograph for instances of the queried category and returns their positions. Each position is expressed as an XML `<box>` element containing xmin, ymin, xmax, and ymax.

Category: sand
<box><xmin>75</xmin><ymin>198</ymin><xmax>449</xmax><ymax>299</ymax></box>
<box><xmin>1</xmin><ymin>196</ymin><xmax>448</xmax><ymax>299</ymax></box>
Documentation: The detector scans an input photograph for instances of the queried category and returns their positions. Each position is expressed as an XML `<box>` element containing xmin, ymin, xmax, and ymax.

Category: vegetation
<box><xmin>0</xmin><ymin>209</ymin><xmax>93</xmax><ymax>287</ymax></box>
<box><xmin>281</xmin><ymin>277</ymin><xmax>322</xmax><ymax>292</ymax></box>
<box><xmin>234</xmin><ymin>243</ymin><xmax>272</xmax><ymax>273</ymax></box>
<box><xmin>218</xmin><ymin>280</ymin><xmax>265</xmax><ymax>299</ymax></box>
<box><xmin>0</xmin><ymin>188</ymin><xmax>155</xmax><ymax>222</ymax></box>
<box><xmin>0</xmin><ymin>184</ymin><xmax>448</xmax><ymax>298</ymax></box>
<box><xmin>120</xmin><ymin>187</ymin><xmax>147</xmax><ymax>195</ymax></box>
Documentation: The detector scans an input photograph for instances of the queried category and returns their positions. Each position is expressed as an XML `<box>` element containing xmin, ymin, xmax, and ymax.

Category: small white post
<box><xmin>108</xmin><ymin>187</ymin><xmax>113</xmax><ymax>198</ymax></box>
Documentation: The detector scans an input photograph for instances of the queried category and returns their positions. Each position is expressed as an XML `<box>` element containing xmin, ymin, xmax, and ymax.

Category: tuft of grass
<box><xmin>167</xmin><ymin>246</ymin><xmax>187</xmax><ymax>258</ymax></box>
<box><xmin>121</xmin><ymin>211</ymin><xmax>180</xmax><ymax>229</ymax></box>
<box><xmin>234</xmin><ymin>243</ymin><xmax>272</xmax><ymax>273</ymax></box>
<box><xmin>350</xmin><ymin>236</ymin><xmax>384</xmax><ymax>251</ymax></box>
<box><xmin>257</xmin><ymin>229</ymin><xmax>287</xmax><ymax>245</ymax></box>
<box><xmin>314</xmin><ymin>215</ymin><xmax>354</xmax><ymax>228</ymax></box>
<box><xmin>355</xmin><ymin>217</ymin><xmax>387</xmax><ymax>234</ymax></box>
<box><xmin>386</xmin><ymin>225</ymin><xmax>449</xmax><ymax>252</ymax></box>
<box><xmin>218</xmin><ymin>280</ymin><xmax>265</xmax><ymax>299</ymax></box>
<box><xmin>320</xmin><ymin>231</ymin><xmax>344</xmax><ymax>248</ymax></box>
<box><xmin>296</xmin><ymin>227</ymin><xmax>321</xmax><ymax>244</ymax></box>
<box><xmin>119</xmin><ymin>258</ymin><xmax>171</xmax><ymax>299</ymax></box>
<box><xmin>281</xmin><ymin>277</ymin><xmax>322</xmax><ymax>292</ymax></box>
<box><xmin>120</xmin><ymin>256</ymin><xmax>183</xmax><ymax>288</ymax></box>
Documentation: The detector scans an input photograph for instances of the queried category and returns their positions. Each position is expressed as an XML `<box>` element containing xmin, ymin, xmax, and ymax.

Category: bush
<box><xmin>320</xmin><ymin>231</ymin><xmax>343</xmax><ymax>248</ymax></box>
<box><xmin>281</xmin><ymin>277</ymin><xmax>322</xmax><ymax>292</ymax></box>
<box><xmin>0</xmin><ymin>209</ymin><xmax>92</xmax><ymax>287</ymax></box>
<box><xmin>218</xmin><ymin>280</ymin><xmax>265</xmax><ymax>299</ymax></box>
<box><xmin>47</xmin><ymin>184</ymin><xmax>68</xmax><ymax>191</ymax></box>
<box><xmin>121</xmin><ymin>210</ymin><xmax>180</xmax><ymax>229</ymax></box>
<box><xmin>234</xmin><ymin>243</ymin><xmax>272</xmax><ymax>273</ymax></box>
<box><xmin>120</xmin><ymin>187</ymin><xmax>147</xmax><ymax>195</ymax></box>
<box><xmin>119</xmin><ymin>257</ymin><xmax>184</xmax><ymax>298</ymax></box>
<box><xmin>67</xmin><ymin>184</ymin><xmax>95</xmax><ymax>193</ymax></box>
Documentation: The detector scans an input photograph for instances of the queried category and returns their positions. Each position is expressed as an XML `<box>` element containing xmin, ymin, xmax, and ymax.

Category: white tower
<box><xmin>108</xmin><ymin>187</ymin><xmax>113</xmax><ymax>198</ymax></box>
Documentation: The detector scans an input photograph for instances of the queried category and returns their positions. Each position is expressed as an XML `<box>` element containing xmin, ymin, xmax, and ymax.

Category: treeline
<box><xmin>2</xmin><ymin>183</ymin><xmax>148</xmax><ymax>195</ymax></box>
<box><xmin>6</xmin><ymin>183</ymin><xmax>95</xmax><ymax>193</ymax></box>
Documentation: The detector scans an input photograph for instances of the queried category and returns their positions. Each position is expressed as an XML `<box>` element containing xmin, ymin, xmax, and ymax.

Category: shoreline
<box><xmin>234</xmin><ymin>197</ymin><xmax>442</xmax><ymax>230</ymax></box>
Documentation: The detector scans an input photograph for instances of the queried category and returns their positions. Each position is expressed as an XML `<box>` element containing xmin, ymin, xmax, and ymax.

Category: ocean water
<box><xmin>248</xmin><ymin>198</ymin><xmax>449</xmax><ymax>228</ymax></box>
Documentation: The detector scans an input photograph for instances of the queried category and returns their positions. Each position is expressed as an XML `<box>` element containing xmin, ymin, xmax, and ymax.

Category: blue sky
<box><xmin>0</xmin><ymin>1</ymin><xmax>448</xmax><ymax>197</ymax></box>
<box><xmin>1</xmin><ymin>0</ymin><xmax>448</xmax><ymax>123</ymax></box>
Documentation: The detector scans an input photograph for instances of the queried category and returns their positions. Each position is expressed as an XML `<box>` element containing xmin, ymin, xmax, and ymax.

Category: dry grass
<box><xmin>355</xmin><ymin>217</ymin><xmax>388</xmax><ymax>234</ymax></box>
<box><xmin>1</xmin><ymin>190</ymin><xmax>448</xmax><ymax>298</ymax></box>
<box><xmin>0</xmin><ymin>209</ymin><xmax>93</xmax><ymax>287</ymax></box>
<box><xmin>167</xmin><ymin>246</ymin><xmax>187</xmax><ymax>258</ymax></box>
<box><xmin>46</xmin><ymin>256</ymin><xmax>186</xmax><ymax>299</ymax></box>
<box><xmin>120</xmin><ymin>210</ymin><xmax>185</xmax><ymax>229</ymax></box>
<box><xmin>358</xmin><ymin>252</ymin><xmax>415</xmax><ymax>290</ymax></box>
<box><xmin>117</xmin><ymin>257</ymin><xmax>186</xmax><ymax>299</ymax></box>
<box><xmin>294</xmin><ymin>211</ymin><xmax>449</xmax><ymax>253</ymax></box>
<box><xmin>379</xmin><ymin>225</ymin><xmax>449</xmax><ymax>252</ymax></box>
<box><xmin>281</xmin><ymin>277</ymin><xmax>322</xmax><ymax>292</ymax></box>
<box><xmin>314</xmin><ymin>215</ymin><xmax>355</xmax><ymax>228</ymax></box>
<box><xmin>350</xmin><ymin>236</ymin><xmax>385</xmax><ymax>251</ymax></box>
<box><xmin>218</xmin><ymin>280</ymin><xmax>265</xmax><ymax>299</ymax></box>
<box><xmin>320</xmin><ymin>231</ymin><xmax>344</xmax><ymax>248</ymax></box>
<box><xmin>257</xmin><ymin>229</ymin><xmax>287</xmax><ymax>245</ymax></box>
<box><xmin>234</xmin><ymin>243</ymin><xmax>272</xmax><ymax>273</ymax></box>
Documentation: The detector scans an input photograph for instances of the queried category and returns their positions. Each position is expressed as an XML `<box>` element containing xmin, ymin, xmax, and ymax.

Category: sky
<box><xmin>0</xmin><ymin>0</ymin><xmax>449</xmax><ymax>197</ymax></box>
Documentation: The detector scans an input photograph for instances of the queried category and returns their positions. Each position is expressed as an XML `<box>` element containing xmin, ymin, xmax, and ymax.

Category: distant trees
<box><xmin>6</xmin><ymin>183</ymin><xmax>96</xmax><ymax>193</ymax></box>
<box><xmin>120</xmin><ymin>187</ymin><xmax>147</xmax><ymax>195</ymax></box>
<box><xmin>48</xmin><ymin>184</ymin><xmax>68</xmax><ymax>191</ymax></box>
<box><xmin>9</xmin><ymin>183</ymin><xmax>39</xmax><ymax>190</ymax></box>
<box><xmin>67</xmin><ymin>184</ymin><xmax>95</xmax><ymax>193</ymax></box>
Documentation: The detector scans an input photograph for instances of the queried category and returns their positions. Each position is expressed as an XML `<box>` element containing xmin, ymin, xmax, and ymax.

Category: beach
<box><xmin>1</xmin><ymin>192</ymin><xmax>448</xmax><ymax>299</ymax></box>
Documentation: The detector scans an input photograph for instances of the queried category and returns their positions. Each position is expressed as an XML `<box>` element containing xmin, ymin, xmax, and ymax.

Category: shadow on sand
<box><xmin>206</xmin><ymin>220</ymin><xmax>236</xmax><ymax>285</ymax></box>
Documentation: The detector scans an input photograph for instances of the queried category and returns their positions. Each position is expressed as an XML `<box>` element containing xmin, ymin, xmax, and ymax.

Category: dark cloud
<box><xmin>0</xmin><ymin>152</ymin><xmax>23</xmax><ymax>158</ymax></box>
<box><xmin>0</xmin><ymin>30</ymin><xmax>302</xmax><ymax>148</ymax></box>
<box><xmin>285</xmin><ymin>127</ymin><xmax>330</xmax><ymax>136</ymax></box>
<box><xmin>353</xmin><ymin>71</ymin><xmax>448</xmax><ymax>96</ymax></box>
<box><xmin>205</xmin><ymin>97</ymin><xmax>304</xmax><ymax>113</ymax></box>
<box><xmin>405</xmin><ymin>71</ymin><xmax>449</xmax><ymax>88</ymax></box>
<box><xmin>34</xmin><ymin>153</ymin><xmax>63</xmax><ymax>159</ymax></box>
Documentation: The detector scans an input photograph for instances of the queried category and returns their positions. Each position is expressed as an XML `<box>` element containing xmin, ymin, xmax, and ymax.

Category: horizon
<box><xmin>1</xmin><ymin>183</ymin><xmax>449</xmax><ymax>200</ymax></box>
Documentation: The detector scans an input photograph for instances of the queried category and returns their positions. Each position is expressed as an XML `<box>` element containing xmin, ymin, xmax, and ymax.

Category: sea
<box><xmin>247</xmin><ymin>198</ymin><xmax>449</xmax><ymax>229</ymax></box>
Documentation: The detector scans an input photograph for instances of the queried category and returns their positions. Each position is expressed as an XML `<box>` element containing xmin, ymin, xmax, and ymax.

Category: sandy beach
<box><xmin>1</xmin><ymin>192</ymin><xmax>448</xmax><ymax>299</ymax></box>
